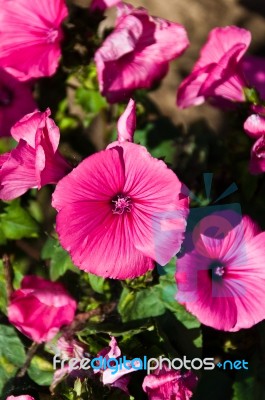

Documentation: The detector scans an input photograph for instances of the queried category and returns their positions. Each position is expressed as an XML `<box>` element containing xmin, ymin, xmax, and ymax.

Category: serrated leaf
<box><xmin>0</xmin><ymin>200</ymin><xmax>39</xmax><ymax>240</ymax></box>
<box><xmin>0</xmin><ymin>325</ymin><xmax>26</xmax><ymax>393</ymax></box>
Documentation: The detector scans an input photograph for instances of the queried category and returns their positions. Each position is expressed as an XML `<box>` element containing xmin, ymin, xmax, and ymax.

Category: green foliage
<box><xmin>28</xmin><ymin>355</ymin><xmax>54</xmax><ymax>386</ymax></box>
<box><xmin>0</xmin><ymin>200</ymin><xmax>39</xmax><ymax>240</ymax></box>
<box><xmin>0</xmin><ymin>325</ymin><xmax>26</xmax><ymax>393</ymax></box>
<box><xmin>41</xmin><ymin>237</ymin><xmax>78</xmax><ymax>280</ymax></box>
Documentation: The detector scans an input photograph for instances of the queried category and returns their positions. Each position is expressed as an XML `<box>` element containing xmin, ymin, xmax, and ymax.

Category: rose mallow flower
<box><xmin>177</xmin><ymin>26</ymin><xmax>251</xmax><ymax>108</ymax></box>
<box><xmin>8</xmin><ymin>275</ymin><xmax>77</xmax><ymax>343</ymax></box>
<box><xmin>143</xmin><ymin>363</ymin><xmax>197</xmax><ymax>400</ymax></box>
<box><xmin>0</xmin><ymin>108</ymin><xmax>71</xmax><ymax>201</ymax></box>
<box><xmin>176</xmin><ymin>212</ymin><xmax>265</xmax><ymax>331</ymax></box>
<box><xmin>95</xmin><ymin>3</ymin><xmax>189</xmax><ymax>103</ymax></box>
<box><xmin>52</xmin><ymin>99</ymin><xmax>189</xmax><ymax>279</ymax></box>
<box><xmin>0</xmin><ymin>0</ymin><xmax>68</xmax><ymax>81</ymax></box>
<box><xmin>0</xmin><ymin>68</ymin><xmax>36</xmax><ymax>137</ymax></box>
<box><xmin>7</xmin><ymin>396</ymin><xmax>35</xmax><ymax>400</ymax></box>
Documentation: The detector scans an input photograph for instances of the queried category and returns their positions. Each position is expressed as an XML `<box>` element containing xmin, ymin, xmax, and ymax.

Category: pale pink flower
<box><xmin>0</xmin><ymin>0</ymin><xmax>68</xmax><ymax>81</ymax></box>
<box><xmin>117</xmin><ymin>98</ymin><xmax>136</xmax><ymax>143</ymax></box>
<box><xmin>8</xmin><ymin>275</ymin><xmax>77</xmax><ymax>343</ymax></box>
<box><xmin>249</xmin><ymin>135</ymin><xmax>265</xmax><ymax>174</ymax></box>
<box><xmin>176</xmin><ymin>212</ymin><xmax>265</xmax><ymax>331</ymax></box>
<box><xmin>0</xmin><ymin>108</ymin><xmax>71</xmax><ymax>201</ymax></box>
<box><xmin>143</xmin><ymin>364</ymin><xmax>197</xmax><ymax>400</ymax></box>
<box><xmin>52</xmin><ymin>100</ymin><xmax>189</xmax><ymax>279</ymax></box>
<box><xmin>0</xmin><ymin>68</ymin><xmax>36</xmax><ymax>137</ymax></box>
<box><xmin>177</xmin><ymin>26</ymin><xmax>251</xmax><ymax>108</ymax></box>
<box><xmin>90</xmin><ymin>0</ymin><xmax>121</xmax><ymax>12</ymax></box>
<box><xmin>95</xmin><ymin>336</ymin><xmax>136</xmax><ymax>394</ymax></box>
<box><xmin>244</xmin><ymin>114</ymin><xmax>265</xmax><ymax>139</ymax></box>
<box><xmin>95</xmin><ymin>3</ymin><xmax>189</xmax><ymax>103</ymax></box>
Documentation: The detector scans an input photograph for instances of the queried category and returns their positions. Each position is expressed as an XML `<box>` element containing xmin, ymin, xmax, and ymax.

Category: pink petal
<box><xmin>249</xmin><ymin>135</ymin><xmax>265</xmax><ymax>174</ymax></box>
<box><xmin>244</xmin><ymin>114</ymin><xmax>265</xmax><ymax>138</ymax></box>
<box><xmin>177</xmin><ymin>64</ymin><xmax>213</xmax><ymax>108</ymax></box>
<box><xmin>0</xmin><ymin>140</ymin><xmax>37</xmax><ymax>200</ymax></box>
<box><xmin>121</xmin><ymin>142</ymin><xmax>189</xmax><ymax>265</ymax></box>
<box><xmin>196</xmin><ymin>26</ymin><xmax>251</xmax><ymax>70</ymax></box>
<box><xmin>199</xmin><ymin>44</ymin><xmax>246</xmax><ymax>102</ymax></box>
<box><xmin>0</xmin><ymin>0</ymin><xmax>68</xmax><ymax>80</ymax></box>
<box><xmin>117</xmin><ymin>98</ymin><xmax>136</xmax><ymax>143</ymax></box>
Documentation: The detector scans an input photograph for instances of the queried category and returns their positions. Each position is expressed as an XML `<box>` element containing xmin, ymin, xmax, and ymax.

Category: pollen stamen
<box><xmin>112</xmin><ymin>195</ymin><xmax>132</xmax><ymax>215</ymax></box>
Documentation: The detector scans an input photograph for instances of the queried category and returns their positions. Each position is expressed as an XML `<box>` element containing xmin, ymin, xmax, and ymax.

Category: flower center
<box><xmin>47</xmin><ymin>28</ymin><xmax>59</xmax><ymax>44</ymax></box>
<box><xmin>0</xmin><ymin>85</ymin><xmax>13</xmax><ymax>107</ymax></box>
<box><xmin>112</xmin><ymin>194</ymin><xmax>132</xmax><ymax>215</ymax></box>
<box><xmin>209</xmin><ymin>260</ymin><xmax>225</xmax><ymax>281</ymax></box>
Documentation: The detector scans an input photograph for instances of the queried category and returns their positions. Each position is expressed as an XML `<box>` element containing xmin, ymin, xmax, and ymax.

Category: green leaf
<box><xmin>118</xmin><ymin>286</ymin><xmax>166</xmax><ymax>322</ymax></box>
<box><xmin>0</xmin><ymin>200</ymin><xmax>39</xmax><ymax>240</ymax></box>
<box><xmin>28</xmin><ymin>355</ymin><xmax>54</xmax><ymax>386</ymax></box>
<box><xmin>0</xmin><ymin>325</ymin><xmax>26</xmax><ymax>393</ymax></box>
<box><xmin>42</xmin><ymin>237</ymin><xmax>78</xmax><ymax>281</ymax></box>
<box><xmin>88</xmin><ymin>273</ymin><xmax>106</xmax><ymax>294</ymax></box>
<box><xmin>75</xmin><ymin>88</ymin><xmax>107</xmax><ymax>114</ymax></box>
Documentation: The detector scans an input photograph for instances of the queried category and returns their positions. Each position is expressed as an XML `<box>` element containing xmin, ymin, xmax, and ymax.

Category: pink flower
<box><xmin>7</xmin><ymin>396</ymin><xmax>35</xmax><ymax>400</ymax></box>
<box><xmin>8</xmin><ymin>275</ymin><xmax>77</xmax><ymax>343</ymax></box>
<box><xmin>177</xmin><ymin>26</ymin><xmax>251</xmax><ymax>108</ymax></box>
<box><xmin>143</xmin><ymin>364</ymin><xmax>197</xmax><ymax>400</ymax></box>
<box><xmin>95</xmin><ymin>336</ymin><xmax>136</xmax><ymax>394</ymax></box>
<box><xmin>176</xmin><ymin>212</ymin><xmax>265</xmax><ymax>331</ymax></box>
<box><xmin>0</xmin><ymin>0</ymin><xmax>68</xmax><ymax>81</ymax></box>
<box><xmin>52</xmin><ymin>100</ymin><xmax>189</xmax><ymax>279</ymax></box>
<box><xmin>249</xmin><ymin>135</ymin><xmax>265</xmax><ymax>174</ymax></box>
<box><xmin>0</xmin><ymin>108</ymin><xmax>71</xmax><ymax>201</ymax></box>
<box><xmin>0</xmin><ymin>68</ymin><xmax>36</xmax><ymax>137</ymax></box>
<box><xmin>90</xmin><ymin>0</ymin><xmax>121</xmax><ymax>12</ymax></box>
<box><xmin>95</xmin><ymin>3</ymin><xmax>189</xmax><ymax>103</ymax></box>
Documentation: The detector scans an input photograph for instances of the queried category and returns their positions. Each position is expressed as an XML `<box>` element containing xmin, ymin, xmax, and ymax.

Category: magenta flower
<box><xmin>0</xmin><ymin>0</ymin><xmax>68</xmax><ymax>81</ymax></box>
<box><xmin>90</xmin><ymin>0</ymin><xmax>121</xmax><ymax>12</ymax></box>
<box><xmin>176</xmin><ymin>213</ymin><xmax>265</xmax><ymax>331</ymax></box>
<box><xmin>52</xmin><ymin>100</ymin><xmax>189</xmax><ymax>279</ymax></box>
<box><xmin>177</xmin><ymin>26</ymin><xmax>251</xmax><ymax>108</ymax></box>
<box><xmin>0</xmin><ymin>108</ymin><xmax>71</xmax><ymax>201</ymax></box>
<box><xmin>95</xmin><ymin>3</ymin><xmax>189</xmax><ymax>103</ymax></box>
<box><xmin>8</xmin><ymin>275</ymin><xmax>77</xmax><ymax>343</ymax></box>
<box><xmin>0</xmin><ymin>68</ymin><xmax>36</xmax><ymax>137</ymax></box>
<box><xmin>7</xmin><ymin>396</ymin><xmax>35</xmax><ymax>400</ymax></box>
<box><xmin>143</xmin><ymin>364</ymin><xmax>197</xmax><ymax>400</ymax></box>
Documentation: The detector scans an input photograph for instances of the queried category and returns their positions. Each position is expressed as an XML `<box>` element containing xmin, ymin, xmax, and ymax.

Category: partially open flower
<box><xmin>8</xmin><ymin>275</ymin><xmax>77</xmax><ymax>343</ymax></box>
<box><xmin>0</xmin><ymin>108</ymin><xmax>71</xmax><ymax>200</ymax></box>
<box><xmin>95</xmin><ymin>3</ymin><xmax>189</xmax><ymax>103</ymax></box>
